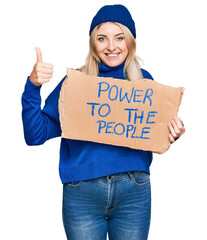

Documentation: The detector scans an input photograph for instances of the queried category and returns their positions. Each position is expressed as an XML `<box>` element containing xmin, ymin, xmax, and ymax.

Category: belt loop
<box><xmin>127</xmin><ymin>171</ymin><xmax>135</xmax><ymax>182</ymax></box>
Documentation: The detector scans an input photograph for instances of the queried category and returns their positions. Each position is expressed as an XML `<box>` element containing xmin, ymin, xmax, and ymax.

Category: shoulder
<box><xmin>140</xmin><ymin>68</ymin><xmax>154</xmax><ymax>80</ymax></box>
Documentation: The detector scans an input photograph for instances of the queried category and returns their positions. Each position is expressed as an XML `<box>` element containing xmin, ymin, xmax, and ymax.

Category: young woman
<box><xmin>22</xmin><ymin>4</ymin><xmax>185</xmax><ymax>240</ymax></box>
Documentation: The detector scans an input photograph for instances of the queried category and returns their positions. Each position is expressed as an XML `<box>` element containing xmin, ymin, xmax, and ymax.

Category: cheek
<box><xmin>95</xmin><ymin>45</ymin><xmax>106</xmax><ymax>60</ymax></box>
<box><xmin>124</xmin><ymin>44</ymin><xmax>129</xmax><ymax>56</ymax></box>
<box><xmin>95</xmin><ymin>42</ymin><xmax>103</xmax><ymax>53</ymax></box>
<box><xmin>95</xmin><ymin>47</ymin><xmax>101</xmax><ymax>55</ymax></box>
<box><xmin>119</xmin><ymin>42</ymin><xmax>128</xmax><ymax>55</ymax></box>
<box><xmin>123</xmin><ymin>43</ymin><xmax>128</xmax><ymax>53</ymax></box>
<box><xmin>95</xmin><ymin>47</ymin><xmax>101</xmax><ymax>59</ymax></box>
<box><xmin>122</xmin><ymin>47</ymin><xmax>129</xmax><ymax>58</ymax></box>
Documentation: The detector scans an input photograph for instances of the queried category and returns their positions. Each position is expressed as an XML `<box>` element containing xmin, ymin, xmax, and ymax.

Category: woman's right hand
<box><xmin>29</xmin><ymin>47</ymin><xmax>54</xmax><ymax>86</ymax></box>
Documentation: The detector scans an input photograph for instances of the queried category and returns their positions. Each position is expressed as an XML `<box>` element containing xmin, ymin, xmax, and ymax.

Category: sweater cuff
<box><xmin>24</xmin><ymin>76</ymin><xmax>42</xmax><ymax>98</ymax></box>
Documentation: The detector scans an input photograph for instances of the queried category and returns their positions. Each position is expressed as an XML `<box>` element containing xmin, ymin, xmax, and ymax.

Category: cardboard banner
<box><xmin>59</xmin><ymin>68</ymin><xmax>184</xmax><ymax>154</ymax></box>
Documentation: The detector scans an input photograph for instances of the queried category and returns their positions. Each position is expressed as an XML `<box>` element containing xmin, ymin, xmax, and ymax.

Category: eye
<box><xmin>116</xmin><ymin>36</ymin><xmax>125</xmax><ymax>41</ymax></box>
<box><xmin>97</xmin><ymin>37</ymin><xmax>106</xmax><ymax>42</ymax></box>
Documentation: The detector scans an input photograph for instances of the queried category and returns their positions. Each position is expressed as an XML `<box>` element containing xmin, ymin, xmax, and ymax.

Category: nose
<box><xmin>107</xmin><ymin>40</ymin><xmax>116</xmax><ymax>52</ymax></box>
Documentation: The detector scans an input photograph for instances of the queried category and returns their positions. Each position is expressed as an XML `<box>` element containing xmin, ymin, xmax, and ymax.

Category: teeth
<box><xmin>106</xmin><ymin>54</ymin><xmax>118</xmax><ymax>57</ymax></box>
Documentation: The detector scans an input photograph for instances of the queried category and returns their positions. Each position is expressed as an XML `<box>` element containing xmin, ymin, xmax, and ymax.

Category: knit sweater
<box><xmin>21</xmin><ymin>61</ymin><xmax>154</xmax><ymax>183</ymax></box>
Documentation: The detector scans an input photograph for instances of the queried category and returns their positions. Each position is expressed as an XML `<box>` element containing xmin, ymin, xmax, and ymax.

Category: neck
<box><xmin>98</xmin><ymin>61</ymin><xmax>127</xmax><ymax>80</ymax></box>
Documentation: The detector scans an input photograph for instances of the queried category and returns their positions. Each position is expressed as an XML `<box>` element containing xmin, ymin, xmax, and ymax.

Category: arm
<box><xmin>21</xmin><ymin>47</ymin><xmax>66</xmax><ymax>145</ymax></box>
<box><xmin>21</xmin><ymin>76</ymin><xmax>66</xmax><ymax>145</ymax></box>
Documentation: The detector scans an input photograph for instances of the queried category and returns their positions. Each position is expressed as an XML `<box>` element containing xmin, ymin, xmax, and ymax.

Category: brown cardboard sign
<box><xmin>58</xmin><ymin>68</ymin><xmax>184</xmax><ymax>154</ymax></box>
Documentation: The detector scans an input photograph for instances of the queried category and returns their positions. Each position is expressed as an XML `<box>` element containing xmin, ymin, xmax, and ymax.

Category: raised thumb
<box><xmin>35</xmin><ymin>47</ymin><xmax>43</xmax><ymax>63</ymax></box>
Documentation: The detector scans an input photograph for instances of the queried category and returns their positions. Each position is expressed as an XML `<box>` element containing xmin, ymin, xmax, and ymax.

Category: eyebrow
<box><xmin>97</xmin><ymin>33</ymin><xmax>124</xmax><ymax>37</ymax></box>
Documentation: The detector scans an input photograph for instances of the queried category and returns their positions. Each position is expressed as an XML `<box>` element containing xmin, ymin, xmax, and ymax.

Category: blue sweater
<box><xmin>22</xmin><ymin>61</ymin><xmax>154</xmax><ymax>183</ymax></box>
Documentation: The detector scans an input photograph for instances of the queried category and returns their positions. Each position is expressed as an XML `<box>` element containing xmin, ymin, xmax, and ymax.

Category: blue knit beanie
<box><xmin>89</xmin><ymin>4</ymin><xmax>136</xmax><ymax>39</ymax></box>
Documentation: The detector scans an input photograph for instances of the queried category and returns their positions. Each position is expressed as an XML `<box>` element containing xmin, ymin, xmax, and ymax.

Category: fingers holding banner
<box><xmin>168</xmin><ymin>117</ymin><xmax>185</xmax><ymax>142</ymax></box>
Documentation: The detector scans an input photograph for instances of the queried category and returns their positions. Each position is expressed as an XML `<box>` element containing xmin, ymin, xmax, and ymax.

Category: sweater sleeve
<box><xmin>21</xmin><ymin>76</ymin><xmax>66</xmax><ymax>145</ymax></box>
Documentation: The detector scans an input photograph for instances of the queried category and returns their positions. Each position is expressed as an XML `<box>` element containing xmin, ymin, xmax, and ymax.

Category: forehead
<box><xmin>97</xmin><ymin>22</ymin><xmax>123</xmax><ymax>34</ymax></box>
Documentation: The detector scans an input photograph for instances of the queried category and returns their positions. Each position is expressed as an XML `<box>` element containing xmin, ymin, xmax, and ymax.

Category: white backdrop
<box><xmin>0</xmin><ymin>0</ymin><xmax>206</xmax><ymax>239</ymax></box>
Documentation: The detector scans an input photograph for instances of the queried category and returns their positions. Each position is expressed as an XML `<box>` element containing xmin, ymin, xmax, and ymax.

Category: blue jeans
<box><xmin>62</xmin><ymin>171</ymin><xmax>151</xmax><ymax>240</ymax></box>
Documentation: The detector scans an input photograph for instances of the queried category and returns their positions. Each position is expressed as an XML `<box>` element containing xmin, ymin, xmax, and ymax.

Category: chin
<box><xmin>104</xmin><ymin>59</ymin><xmax>125</xmax><ymax>67</ymax></box>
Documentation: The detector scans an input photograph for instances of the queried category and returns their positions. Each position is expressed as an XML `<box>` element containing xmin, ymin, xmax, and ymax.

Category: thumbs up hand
<box><xmin>29</xmin><ymin>47</ymin><xmax>54</xmax><ymax>86</ymax></box>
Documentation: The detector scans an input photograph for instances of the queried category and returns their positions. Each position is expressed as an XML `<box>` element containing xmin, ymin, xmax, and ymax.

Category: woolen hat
<box><xmin>89</xmin><ymin>4</ymin><xmax>136</xmax><ymax>39</ymax></box>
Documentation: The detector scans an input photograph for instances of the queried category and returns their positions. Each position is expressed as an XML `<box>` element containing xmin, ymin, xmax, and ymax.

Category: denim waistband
<box><xmin>96</xmin><ymin>171</ymin><xmax>145</xmax><ymax>182</ymax></box>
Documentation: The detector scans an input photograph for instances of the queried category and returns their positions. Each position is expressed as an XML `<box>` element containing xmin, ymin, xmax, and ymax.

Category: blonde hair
<box><xmin>81</xmin><ymin>22</ymin><xmax>143</xmax><ymax>81</ymax></box>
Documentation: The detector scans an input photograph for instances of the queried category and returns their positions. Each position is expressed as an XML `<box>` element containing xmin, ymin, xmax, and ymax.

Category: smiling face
<box><xmin>95</xmin><ymin>22</ymin><xmax>129</xmax><ymax>67</ymax></box>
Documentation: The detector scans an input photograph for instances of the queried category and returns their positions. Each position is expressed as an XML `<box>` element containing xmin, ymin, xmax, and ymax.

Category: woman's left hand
<box><xmin>168</xmin><ymin>117</ymin><xmax>185</xmax><ymax>143</ymax></box>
